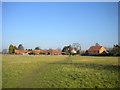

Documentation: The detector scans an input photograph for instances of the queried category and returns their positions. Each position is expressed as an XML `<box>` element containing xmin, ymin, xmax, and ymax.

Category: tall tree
<box><xmin>57</xmin><ymin>47</ymin><xmax>61</xmax><ymax>51</ymax></box>
<box><xmin>9</xmin><ymin>44</ymin><xmax>14</xmax><ymax>54</ymax></box>
<box><xmin>62</xmin><ymin>45</ymin><xmax>72</xmax><ymax>55</ymax></box>
<box><xmin>111</xmin><ymin>44</ymin><xmax>120</xmax><ymax>56</ymax></box>
<box><xmin>18</xmin><ymin>44</ymin><xmax>24</xmax><ymax>51</ymax></box>
<box><xmin>13</xmin><ymin>46</ymin><xmax>17</xmax><ymax>53</ymax></box>
<box><xmin>72</xmin><ymin>43</ymin><xmax>81</xmax><ymax>50</ymax></box>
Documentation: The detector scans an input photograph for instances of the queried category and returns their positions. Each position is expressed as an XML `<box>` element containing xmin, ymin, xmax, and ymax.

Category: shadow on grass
<box><xmin>49</xmin><ymin>61</ymin><xmax>120</xmax><ymax>72</ymax></box>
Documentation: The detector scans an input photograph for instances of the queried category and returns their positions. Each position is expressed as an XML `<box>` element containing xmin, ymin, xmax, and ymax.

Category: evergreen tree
<box><xmin>9</xmin><ymin>44</ymin><xmax>14</xmax><ymax>54</ymax></box>
<box><xmin>35</xmin><ymin>47</ymin><xmax>40</xmax><ymax>50</ymax></box>
<box><xmin>111</xmin><ymin>44</ymin><xmax>120</xmax><ymax>56</ymax></box>
<box><xmin>77</xmin><ymin>50</ymin><xmax>80</xmax><ymax>54</ymax></box>
<box><xmin>28</xmin><ymin>49</ymin><xmax>32</xmax><ymax>51</ymax></box>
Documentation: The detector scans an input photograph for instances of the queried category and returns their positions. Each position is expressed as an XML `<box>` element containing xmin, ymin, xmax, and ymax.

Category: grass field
<box><xmin>2</xmin><ymin>55</ymin><xmax>120</xmax><ymax>88</ymax></box>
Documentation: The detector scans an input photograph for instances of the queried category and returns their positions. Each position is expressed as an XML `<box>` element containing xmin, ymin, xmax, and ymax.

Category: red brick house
<box><xmin>87</xmin><ymin>46</ymin><xmax>107</xmax><ymax>55</ymax></box>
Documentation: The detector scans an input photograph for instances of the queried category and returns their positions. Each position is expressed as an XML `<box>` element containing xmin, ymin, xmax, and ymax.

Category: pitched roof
<box><xmin>88</xmin><ymin>46</ymin><xmax>103</xmax><ymax>51</ymax></box>
<box><xmin>46</xmin><ymin>49</ymin><xmax>61</xmax><ymax>54</ymax></box>
<box><xmin>46</xmin><ymin>49</ymin><xmax>53</xmax><ymax>52</ymax></box>
<box><xmin>27</xmin><ymin>51</ymin><xmax>32</xmax><ymax>53</ymax></box>
<box><xmin>52</xmin><ymin>50</ymin><xmax>61</xmax><ymax>54</ymax></box>
<box><xmin>15</xmin><ymin>50</ymin><xmax>24</xmax><ymax>54</ymax></box>
<box><xmin>34</xmin><ymin>50</ymin><xmax>44</xmax><ymax>53</ymax></box>
<box><xmin>24</xmin><ymin>50</ymin><xmax>28</xmax><ymax>53</ymax></box>
<box><xmin>52</xmin><ymin>50</ymin><xmax>59</xmax><ymax>52</ymax></box>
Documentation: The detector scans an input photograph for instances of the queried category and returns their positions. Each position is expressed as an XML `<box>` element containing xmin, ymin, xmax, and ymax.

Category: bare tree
<box><xmin>95</xmin><ymin>43</ymin><xmax>100</xmax><ymax>46</ymax></box>
<box><xmin>72</xmin><ymin>43</ymin><xmax>81</xmax><ymax>50</ymax></box>
<box><xmin>57</xmin><ymin>47</ymin><xmax>61</xmax><ymax>51</ymax></box>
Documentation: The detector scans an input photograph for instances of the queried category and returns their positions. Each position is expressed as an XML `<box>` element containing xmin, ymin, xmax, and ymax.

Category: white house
<box><xmin>71</xmin><ymin>48</ymin><xmax>77</xmax><ymax>53</ymax></box>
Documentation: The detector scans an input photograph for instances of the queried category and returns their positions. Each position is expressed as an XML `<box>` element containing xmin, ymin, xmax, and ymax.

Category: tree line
<box><xmin>8</xmin><ymin>44</ymin><xmax>42</xmax><ymax>54</ymax></box>
<box><xmin>2</xmin><ymin>43</ymin><xmax>120</xmax><ymax>56</ymax></box>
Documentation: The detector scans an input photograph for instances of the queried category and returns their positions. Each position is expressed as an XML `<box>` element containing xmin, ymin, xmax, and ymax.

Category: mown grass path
<box><xmin>19</xmin><ymin>56</ymin><xmax>70</xmax><ymax>88</ymax></box>
<box><xmin>2</xmin><ymin>55</ymin><xmax>120</xmax><ymax>88</ymax></box>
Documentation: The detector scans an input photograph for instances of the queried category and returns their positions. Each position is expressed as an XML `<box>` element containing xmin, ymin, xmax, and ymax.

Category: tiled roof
<box><xmin>15</xmin><ymin>50</ymin><xmax>24</xmax><ymax>54</ymax></box>
<box><xmin>27</xmin><ymin>51</ymin><xmax>32</xmax><ymax>53</ymax></box>
<box><xmin>88</xmin><ymin>46</ymin><xmax>102</xmax><ymax>51</ymax></box>
<box><xmin>15</xmin><ymin>50</ymin><xmax>32</xmax><ymax>54</ymax></box>
<box><xmin>46</xmin><ymin>49</ymin><xmax>61</xmax><ymax>54</ymax></box>
<box><xmin>15</xmin><ymin>49</ymin><xmax>62</xmax><ymax>54</ymax></box>
<box><xmin>24</xmin><ymin>50</ymin><xmax>28</xmax><ymax>52</ymax></box>
<box><xmin>34</xmin><ymin>50</ymin><xmax>44</xmax><ymax>53</ymax></box>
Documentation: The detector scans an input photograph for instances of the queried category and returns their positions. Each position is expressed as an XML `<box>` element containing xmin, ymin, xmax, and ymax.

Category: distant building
<box><xmin>15</xmin><ymin>50</ymin><xmax>25</xmax><ymax>55</ymax></box>
<box><xmin>15</xmin><ymin>50</ymin><xmax>32</xmax><ymax>55</ymax></box>
<box><xmin>51</xmin><ymin>49</ymin><xmax>61</xmax><ymax>55</ymax></box>
<box><xmin>14</xmin><ymin>49</ymin><xmax>62</xmax><ymax>55</ymax></box>
<box><xmin>87</xmin><ymin>46</ymin><xmax>107</xmax><ymax>55</ymax></box>
<box><xmin>33</xmin><ymin>50</ymin><xmax>45</xmax><ymax>55</ymax></box>
<box><xmin>33</xmin><ymin>49</ymin><xmax>61</xmax><ymax>55</ymax></box>
<box><xmin>71</xmin><ymin>48</ymin><xmax>77</xmax><ymax>54</ymax></box>
<box><xmin>45</xmin><ymin>49</ymin><xmax>61</xmax><ymax>55</ymax></box>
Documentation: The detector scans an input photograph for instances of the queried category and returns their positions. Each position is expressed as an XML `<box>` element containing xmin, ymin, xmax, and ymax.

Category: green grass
<box><xmin>2</xmin><ymin>55</ymin><xmax>120</xmax><ymax>88</ymax></box>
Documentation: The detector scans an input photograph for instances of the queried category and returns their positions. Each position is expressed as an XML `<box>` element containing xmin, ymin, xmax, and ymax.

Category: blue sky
<box><xmin>2</xmin><ymin>2</ymin><xmax>118</xmax><ymax>51</ymax></box>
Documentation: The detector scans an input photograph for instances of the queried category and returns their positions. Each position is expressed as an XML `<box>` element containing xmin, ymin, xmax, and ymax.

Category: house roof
<box><xmin>15</xmin><ymin>50</ymin><xmax>32</xmax><ymax>54</ymax></box>
<box><xmin>88</xmin><ymin>46</ymin><xmax>103</xmax><ymax>51</ymax></box>
<box><xmin>53</xmin><ymin>50</ymin><xmax>61</xmax><ymax>53</ymax></box>
<box><xmin>46</xmin><ymin>49</ymin><xmax>59</xmax><ymax>52</ymax></box>
<box><xmin>53</xmin><ymin>50</ymin><xmax>58</xmax><ymax>51</ymax></box>
<box><xmin>71</xmin><ymin>48</ymin><xmax>77</xmax><ymax>51</ymax></box>
<box><xmin>46</xmin><ymin>49</ymin><xmax>61</xmax><ymax>54</ymax></box>
<box><xmin>34</xmin><ymin>50</ymin><xmax>44</xmax><ymax>53</ymax></box>
<box><xmin>15</xmin><ymin>49</ymin><xmax>61</xmax><ymax>54</ymax></box>
<box><xmin>27</xmin><ymin>51</ymin><xmax>32</xmax><ymax>53</ymax></box>
<box><xmin>24</xmin><ymin>50</ymin><xmax>28</xmax><ymax>52</ymax></box>
<box><xmin>15</xmin><ymin>50</ymin><xmax>24</xmax><ymax>54</ymax></box>
<box><xmin>46</xmin><ymin>50</ymin><xmax>53</xmax><ymax>52</ymax></box>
